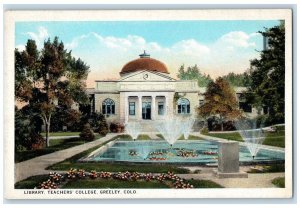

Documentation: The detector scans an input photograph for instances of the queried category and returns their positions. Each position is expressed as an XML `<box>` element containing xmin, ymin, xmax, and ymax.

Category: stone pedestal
<box><xmin>215</xmin><ymin>141</ymin><xmax>248</xmax><ymax>178</ymax></box>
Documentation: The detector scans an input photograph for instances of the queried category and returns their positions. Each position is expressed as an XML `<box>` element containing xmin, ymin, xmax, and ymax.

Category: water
<box><xmin>235</xmin><ymin>120</ymin><xmax>266</xmax><ymax>158</ymax></box>
<box><xmin>155</xmin><ymin>118</ymin><xmax>195</xmax><ymax>145</ymax></box>
<box><xmin>125</xmin><ymin>122</ymin><xmax>142</xmax><ymax>141</ymax></box>
<box><xmin>90</xmin><ymin>140</ymin><xmax>284</xmax><ymax>164</ymax></box>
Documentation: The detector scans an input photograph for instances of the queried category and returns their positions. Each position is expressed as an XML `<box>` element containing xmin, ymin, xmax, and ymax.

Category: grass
<box><xmin>15</xmin><ymin>135</ymin><xmax>102</xmax><ymax>163</ymax></box>
<box><xmin>117</xmin><ymin>134</ymin><xmax>153</xmax><ymax>141</ymax></box>
<box><xmin>247</xmin><ymin>164</ymin><xmax>285</xmax><ymax>173</ymax></box>
<box><xmin>157</xmin><ymin>134</ymin><xmax>203</xmax><ymax>140</ymax></box>
<box><xmin>204</xmin><ymin>129</ymin><xmax>285</xmax><ymax>148</ymax></box>
<box><xmin>272</xmin><ymin>177</ymin><xmax>285</xmax><ymax>188</ymax></box>
<box><xmin>263</xmin><ymin>130</ymin><xmax>285</xmax><ymax>148</ymax></box>
<box><xmin>41</xmin><ymin>132</ymin><xmax>80</xmax><ymax>137</ymax></box>
<box><xmin>15</xmin><ymin>175</ymin><xmax>49</xmax><ymax>189</ymax></box>
<box><xmin>203</xmin><ymin>132</ymin><xmax>243</xmax><ymax>142</ymax></box>
<box><xmin>62</xmin><ymin>178</ymin><xmax>169</xmax><ymax>189</ymax></box>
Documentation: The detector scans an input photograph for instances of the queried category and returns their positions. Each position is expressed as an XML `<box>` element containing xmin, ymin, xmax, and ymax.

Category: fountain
<box><xmin>155</xmin><ymin>118</ymin><xmax>183</xmax><ymax>146</ymax></box>
<box><xmin>125</xmin><ymin>122</ymin><xmax>142</xmax><ymax>141</ymax></box>
<box><xmin>180</xmin><ymin>118</ymin><xmax>195</xmax><ymax>140</ymax></box>
<box><xmin>235</xmin><ymin>120</ymin><xmax>266</xmax><ymax>159</ymax></box>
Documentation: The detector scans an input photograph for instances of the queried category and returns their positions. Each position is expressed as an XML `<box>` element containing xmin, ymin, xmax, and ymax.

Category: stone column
<box><xmin>215</xmin><ymin>141</ymin><xmax>248</xmax><ymax>178</ymax></box>
<box><xmin>138</xmin><ymin>96</ymin><xmax>142</xmax><ymax>120</ymax></box>
<box><xmin>165</xmin><ymin>95</ymin><xmax>168</xmax><ymax>118</ymax></box>
<box><xmin>124</xmin><ymin>95</ymin><xmax>128</xmax><ymax>123</ymax></box>
<box><xmin>151</xmin><ymin>95</ymin><xmax>155</xmax><ymax>120</ymax></box>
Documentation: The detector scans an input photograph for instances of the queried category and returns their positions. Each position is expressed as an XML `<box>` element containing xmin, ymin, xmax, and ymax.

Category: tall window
<box><xmin>158</xmin><ymin>102</ymin><xmax>164</xmax><ymax>115</ymax></box>
<box><xmin>177</xmin><ymin>98</ymin><xmax>190</xmax><ymax>114</ymax></box>
<box><xmin>102</xmin><ymin>98</ymin><xmax>115</xmax><ymax>115</ymax></box>
<box><xmin>129</xmin><ymin>102</ymin><xmax>135</xmax><ymax>115</ymax></box>
<box><xmin>239</xmin><ymin>102</ymin><xmax>252</xmax><ymax>113</ymax></box>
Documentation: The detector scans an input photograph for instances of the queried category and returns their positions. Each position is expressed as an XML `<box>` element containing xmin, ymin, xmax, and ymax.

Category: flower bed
<box><xmin>35</xmin><ymin>169</ymin><xmax>194</xmax><ymax>189</ymax></box>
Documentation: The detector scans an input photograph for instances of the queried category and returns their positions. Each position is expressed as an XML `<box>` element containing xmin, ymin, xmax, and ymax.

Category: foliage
<box><xmin>79</xmin><ymin>112</ymin><xmax>108</xmax><ymax>134</ymax></box>
<box><xmin>80</xmin><ymin>123</ymin><xmax>95</xmax><ymax>142</ymax></box>
<box><xmin>109</xmin><ymin>122</ymin><xmax>125</xmax><ymax>133</ymax></box>
<box><xmin>200</xmin><ymin>127</ymin><xmax>209</xmax><ymax>134</ymax></box>
<box><xmin>198</xmin><ymin>77</ymin><xmax>242</xmax><ymax>131</ymax></box>
<box><xmin>272</xmin><ymin>177</ymin><xmax>285</xmax><ymax>188</ymax></box>
<box><xmin>15</xmin><ymin>37</ymin><xmax>90</xmax><ymax>146</ymax></box>
<box><xmin>221</xmin><ymin>72</ymin><xmax>251</xmax><ymax>87</ymax></box>
<box><xmin>247</xmin><ymin>22</ymin><xmax>285</xmax><ymax>124</ymax></box>
<box><xmin>177</xmin><ymin>64</ymin><xmax>212</xmax><ymax>87</ymax></box>
<box><xmin>15</xmin><ymin>106</ymin><xmax>44</xmax><ymax>150</ymax></box>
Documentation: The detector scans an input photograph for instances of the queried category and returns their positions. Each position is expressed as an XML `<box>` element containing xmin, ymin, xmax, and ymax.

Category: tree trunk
<box><xmin>43</xmin><ymin>115</ymin><xmax>51</xmax><ymax>147</ymax></box>
<box><xmin>221</xmin><ymin>122</ymin><xmax>224</xmax><ymax>131</ymax></box>
<box><xmin>45</xmin><ymin>121</ymin><xmax>50</xmax><ymax>147</ymax></box>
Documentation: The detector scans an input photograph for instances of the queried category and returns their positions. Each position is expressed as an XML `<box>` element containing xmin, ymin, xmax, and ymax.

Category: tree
<box><xmin>15</xmin><ymin>106</ymin><xmax>44</xmax><ymax>150</ymax></box>
<box><xmin>80</xmin><ymin>123</ymin><xmax>95</xmax><ymax>142</ymax></box>
<box><xmin>15</xmin><ymin>37</ymin><xmax>90</xmax><ymax>147</ymax></box>
<box><xmin>177</xmin><ymin>64</ymin><xmax>212</xmax><ymax>87</ymax></box>
<box><xmin>221</xmin><ymin>72</ymin><xmax>251</xmax><ymax>87</ymax></box>
<box><xmin>198</xmin><ymin>77</ymin><xmax>242</xmax><ymax>131</ymax></box>
<box><xmin>248</xmin><ymin>22</ymin><xmax>285</xmax><ymax>124</ymax></box>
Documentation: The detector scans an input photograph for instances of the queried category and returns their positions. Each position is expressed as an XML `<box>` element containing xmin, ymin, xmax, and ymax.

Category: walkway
<box><xmin>178</xmin><ymin>166</ymin><xmax>284</xmax><ymax>188</ymax></box>
<box><xmin>15</xmin><ymin>133</ymin><xmax>117</xmax><ymax>182</ymax></box>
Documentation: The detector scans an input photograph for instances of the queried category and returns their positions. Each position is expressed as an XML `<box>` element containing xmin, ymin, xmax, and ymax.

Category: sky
<box><xmin>15</xmin><ymin>20</ymin><xmax>280</xmax><ymax>88</ymax></box>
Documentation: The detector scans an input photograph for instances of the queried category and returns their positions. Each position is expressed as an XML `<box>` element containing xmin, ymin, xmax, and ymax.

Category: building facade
<box><xmin>87</xmin><ymin>52</ymin><xmax>258</xmax><ymax>128</ymax></box>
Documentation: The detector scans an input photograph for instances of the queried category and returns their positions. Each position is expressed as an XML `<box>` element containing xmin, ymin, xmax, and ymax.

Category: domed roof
<box><xmin>120</xmin><ymin>51</ymin><xmax>169</xmax><ymax>74</ymax></box>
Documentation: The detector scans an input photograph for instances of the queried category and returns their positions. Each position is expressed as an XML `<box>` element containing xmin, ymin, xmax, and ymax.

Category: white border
<box><xmin>4</xmin><ymin>9</ymin><xmax>293</xmax><ymax>199</ymax></box>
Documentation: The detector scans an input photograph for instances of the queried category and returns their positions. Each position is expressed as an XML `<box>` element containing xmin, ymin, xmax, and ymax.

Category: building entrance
<box><xmin>142</xmin><ymin>102</ymin><xmax>151</xmax><ymax>120</ymax></box>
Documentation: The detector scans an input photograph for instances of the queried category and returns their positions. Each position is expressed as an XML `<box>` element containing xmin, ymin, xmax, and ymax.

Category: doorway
<box><xmin>142</xmin><ymin>102</ymin><xmax>151</xmax><ymax>120</ymax></box>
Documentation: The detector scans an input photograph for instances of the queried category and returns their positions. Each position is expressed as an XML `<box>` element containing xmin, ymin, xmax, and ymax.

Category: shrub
<box><xmin>99</xmin><ymin>120</ymin><xmax>109</xmax><ymax>136</ymax></box>
<box><xmin>110</xmin><ymin>123</ymin><xmax>125</xmax><ymax>133</ymax></box>
<box><xmin>80</xmin><ymin>123</ymin><xmax>95</xmax><ymax>142</ymax></box>
<box><xmin>200</xmin><ymin>127</ymin><xmax>209</xmax><ymax>134</ymax></box>
<box><xmin>109</xmin><ymin>123</ymin><xmax>118</xmax><ymax>133</ymax></box>
<box><xmin>30</xmin><ymin>133</ymin><xmax>45</xmax><ymax>150</ymax></box>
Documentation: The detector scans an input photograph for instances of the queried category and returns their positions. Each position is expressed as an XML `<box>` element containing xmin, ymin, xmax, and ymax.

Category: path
<box><xmin>178</xmin><ymin>166</ymin><xmax>284</xmax><ymax>188</ymax></box>
<box><xmin>15</xmin><ymin>133</ymin><xmax>117</xmax><ymax>182</ymax></box>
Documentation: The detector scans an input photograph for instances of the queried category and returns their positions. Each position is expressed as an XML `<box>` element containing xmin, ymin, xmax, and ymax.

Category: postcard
<box><xmin>4</xmin><ymin>9</ymin><xmax>293</xmax><ymax>199</ymax></box>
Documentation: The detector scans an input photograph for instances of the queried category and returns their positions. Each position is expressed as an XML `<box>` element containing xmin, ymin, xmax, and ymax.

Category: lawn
<box><xmin>117</xmin><ymin>134</ymin><xmax>153</xmax><ymax>141</ymax></box>
<box><xmin>41</xmin><ymin>132</ymin><xmax>81</xmax><ymax>137</ymax></box>
<box><xmin>15</xmin><ymin>135</ymin><xmax>103</xmax><ymax>163</ymax></box>
<box><xmin>204</xmin><ymin>129</ymin><xmax>285</xmax><ymax>148</ymax></box>
<box><xmin>272</xmin><ymin>177</ymin><xmax>285</xmax><ymax>188</ymax></box>
<box><xmin>203</xmin><ymin>132</ymin><xmax>243</xmax><ymax>142</ymax></box>
<box><xmin>157</xmin><ymin>134</ymin><xmax>203</xmax><ymax>140</ymax></box>
<box><xmin>15</xmin><ymin>175</ymin><xmax>50</xmax><ymax>189</ymax></box>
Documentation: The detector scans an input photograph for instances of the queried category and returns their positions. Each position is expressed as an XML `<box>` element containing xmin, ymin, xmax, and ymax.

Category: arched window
<box><xmin>177</xmin><ymin>98</ymin><xmax>190</xmax><ymax>114</ymax></box>
<box><xmin>102</xmin><ymin>98</ymin><xmax>115</xmax><ymax>115</ymax></box>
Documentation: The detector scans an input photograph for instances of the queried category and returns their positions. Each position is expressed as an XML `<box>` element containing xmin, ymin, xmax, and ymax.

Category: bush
<box><xmin>109</xmin><ymin>123</ymin><xmax>118</xmax><ymax>133</ymax></box>
<box><xmin>200</xmin><ymin>127</ymin><xmax>209</xmax><ymax>134</ymax></box>
<box><xmin>30</xmin><ymin>133</ymin><xmax>45</xmax><ymax>150</ymax></box>
<box><xmin>110</xmin><ymin>123</ymin><xmax>125</xmax><ymax>133</ymax></box>
<box><xmin>80</xmin><ymin>123</ymin><xmax>95</xmax><ymax>142</ymax></box>
<box><xmin>99</xmin><ymin>120</ymin><xmax>109</xmax><ymax>136</ymax></box>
